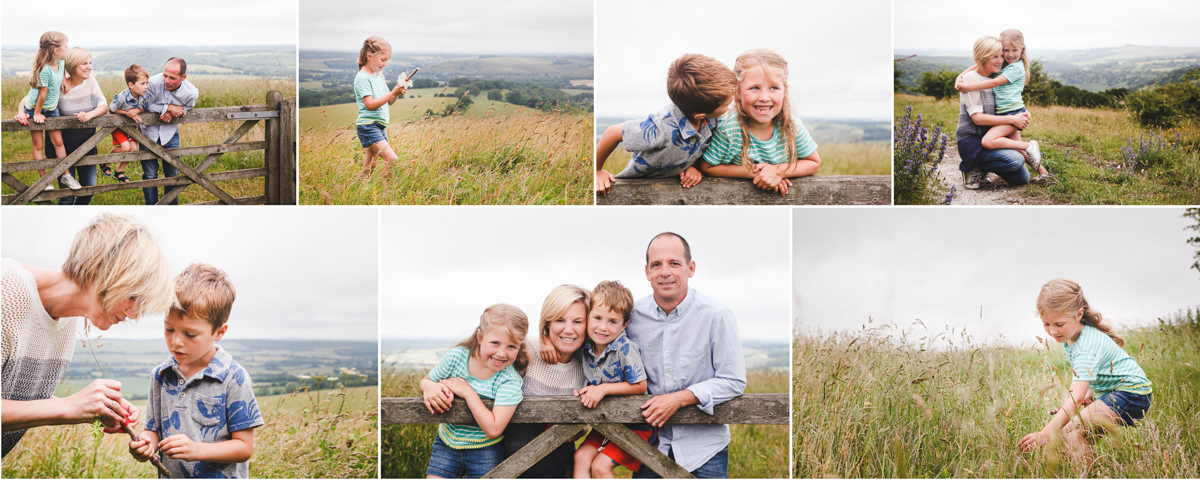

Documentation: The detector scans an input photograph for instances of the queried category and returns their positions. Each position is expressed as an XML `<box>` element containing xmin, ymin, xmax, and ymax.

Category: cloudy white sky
<box><xmin>1</xmin><ymin>208</ymin><xmax>378</xmax><ymax>341</ymax></box>
<box><xmin>299</xmin><ymin>0</ymin><xmax>592</xmax><ymax>54</ymax></box>
<box><xmin>794</xmin><ymin>208</ymin><xmax>1200</xmax><ymax>348</ymax></box>
<box><xmin>381</xmin><ymin>207</ymin><xmax>791</xmax><ymax>343</ymax></box>
<box><xmin>596</xmin><ymin>0</ymin><xmax>892</xmax><ymax>121</ymax></box>
<box><xmin>1</xmin><ymin>0</ymin><xmax>297</xmax><ymax>48</ymax></box>
<box><xmin>895</xmin><ymin>0</ymin><xmax>1200</xmax><ymax>52</ymax></box>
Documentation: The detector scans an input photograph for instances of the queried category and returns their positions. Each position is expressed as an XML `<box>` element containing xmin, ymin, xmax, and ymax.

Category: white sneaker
<box><xmin>43</xmin><ymin>183</ymin><xmax>54</xmax><ymax>191</ymax></box>
<box><xmin>1026</xmin><ymin>140</ymin><xmax>1043</xmax><ymax>172</ymax></box>
<box><xmin>963</xmin><ymin>169</ymin><xmax>983</xmax><ymax>190</ymax></box>
<box><xmin>59</xmin><ymin>173</ymin><xmax>82</xmax><ymax>190</ymax></box>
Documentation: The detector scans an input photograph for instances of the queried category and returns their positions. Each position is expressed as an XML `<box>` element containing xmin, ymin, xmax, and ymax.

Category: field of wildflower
<box><xmin>894</xmin><ymin>106</ymin><xmax>953</xmax><ymax>205</ymax></box>
<box><xmin>895</xmin><ymin>94</ymin><xmax>1200</xmax><ymax>204</ymax></box>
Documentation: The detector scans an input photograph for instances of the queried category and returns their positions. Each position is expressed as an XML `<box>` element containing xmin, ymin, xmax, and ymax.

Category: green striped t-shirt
<box><xmin>703</xmin><ymin>112</ymin><xmax>818</xmax><ymax>166</ymax></box>
<box><xmin>994</xmin><ymin>62</ymin><xmax>1025</xmax><ymax>114</ymax></box>
<box><xmin>429</xmin><ymin>346</ymin><xmax>524</xmax><ymax>448</ymax></box>
<box><xmin>23</xmin><ymin>60</ymin><xmax>65</xmax><ymax>111</ymax></box>
<box><xmin>353</xmin><ymin>70</ymin><xmax>390</xmax><ymax>126</ymax></box>
<box><xmin>1063</xmin><ymin>325</ymin><xmax>1152</xmax><ymax>395</ymax></box>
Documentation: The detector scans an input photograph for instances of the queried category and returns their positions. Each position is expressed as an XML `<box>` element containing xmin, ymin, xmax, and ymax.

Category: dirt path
<box><xmin>938</xmin><ymin>144</ymin><xmax>1044</xmax><ymax>205</ymax></box>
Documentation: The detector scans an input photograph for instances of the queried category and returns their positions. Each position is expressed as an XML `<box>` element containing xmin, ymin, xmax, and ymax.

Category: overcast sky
<box><xmin>794</xmin><ymin>208</ymin><xmax>1200</xmax><ymax>348</ymax></box>
<box><xmin>1</xmin><ymin>208</ymin><xmax>378</xmax><ymax>341</ymax></box>
<box><xmin>895</xmin><ymin>0</ymin><xmax>1200</xmax><ymax>52</ymax></box>
<box><xmin>381</xmin><ymin>207</ymin><xmax>791</xmax><ymax>343</ymax></box>
<box><xmin>596</xmin><ymin>0</ymin><xmax>892</xmax><ymax>121</ymax></box>
<box><xmin>1</xmin><ymin>0</ymin><xmax>297</xmax><ymax>48</ymax></box>
<box><xmin>299</xmin><ymin>0</ymin><xmax>592</xmax><ymax>54</ymax></box>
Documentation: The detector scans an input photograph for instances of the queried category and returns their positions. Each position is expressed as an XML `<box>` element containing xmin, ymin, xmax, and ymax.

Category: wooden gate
<box><xmin>1</xmin><ymin>91</ymin><xmax>296</xmax><ymax>205</ymax></box>
<box><xmin>382</xmin><ymin>393</ymin><xmax>788</xmax><ymax>478</ymax></box>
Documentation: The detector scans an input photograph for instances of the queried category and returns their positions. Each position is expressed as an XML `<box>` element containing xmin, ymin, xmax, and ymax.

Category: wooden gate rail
<box><xmin>1</xmin><ymin>91</ymin><xmax>296</xmax><ymax>205</ymax></box>
<box><xmin>382</xmin><ymin>393</ymin><xmax>788</xmax><ymax>479</ymax></box>
<box><xmin>595</xmin><ymin>176</ymin><xmax>892</xmax><ymax>205</ymax></box>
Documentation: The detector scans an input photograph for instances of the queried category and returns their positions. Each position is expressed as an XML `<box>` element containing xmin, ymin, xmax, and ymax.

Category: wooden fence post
<box><xmin>279</xmin><ymin>97</ymin><xmax>297</xmax><ymax>204</ymax></box>
<box><xmin>264</xmin><ymin>90</ymin><xmax>282</xmax><ymax>205</ymax></box>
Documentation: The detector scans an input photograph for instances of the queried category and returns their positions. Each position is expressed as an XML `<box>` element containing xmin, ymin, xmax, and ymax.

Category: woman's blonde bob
<box><xmin>61</xmin><ymin>213</ymin><xmax>176</xmax><ymax>320</ymax></box>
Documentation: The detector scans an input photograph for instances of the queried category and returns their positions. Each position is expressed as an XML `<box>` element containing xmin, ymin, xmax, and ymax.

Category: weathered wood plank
<box><xmin>2</xmin><ymin>142</ymin><xmax>267</xmax><ymax>173</ymax></box>
<box><xmin>381</xmin><ymin>394</ymin><xmax>787</xmax><ymax>426</ymax></box>
<box><xmin>161</xmin><ymin>119</ymin><xmax>261</xmax><ymax>204</ymax></box>
<box><xmin>124</xmin><ymin>127</ymin><xmax>238</xmax><ymax>205</ymax></box>
<box><xmin>0</xmin><ymin>105</ymin><xmax>272</xmax><ymax>132</ymax></box>
<box><xmin>278</xmin><ymin>97</ymin><xmax>297</xmax><ymax>204</ymax></box>
<box><xmin>264</xmin><ymin>91</ymin><xmax>282</xmax><ymax>205</ymax></box>
<box><xmin>190</xmin><ymin>195</ymin><xmax>269</xmax><ymax>206</ymax></box>
<box><xmin>484</xmin><ymin>424</ymin><xmax>585</xmax><ymax>479</ymax></box>
<box><xmin>2</xmin><ymin>168</ymin><xmax>268</xmax><ymax>204</ymax></box>
<box><xmin>594</xmin><ymin>176</ymin><xmax>892</xmax><ymax>205</ymax></box>
<box><xmin>592</xmin><ymin>423</ymin><xmax>694</xmax><ymax>479</ymax></box>
<box><xmin>7</xmin><ymin>127</ymin><xmax>115</xmax><ymax>205</ymax></box>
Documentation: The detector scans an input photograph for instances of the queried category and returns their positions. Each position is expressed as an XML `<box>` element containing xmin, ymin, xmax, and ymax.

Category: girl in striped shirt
<box><xmin>1019</xmin><ymin>278</ymin><xmax>1152</xmax><ymax>461</ymax></box>
<box><xmin>698</xmin><ymin>49</ymin><xmax>821</xmax><ymax>196</ymax></box>
<box><xmin>20</xmin><ymin>32</ymin><xmax>71</xmax><ymax>190</ymax></box>
<box><xmin>420</xmin><ymin>304</ymin><xmax>528</xmax><ymax>478</ymax></box>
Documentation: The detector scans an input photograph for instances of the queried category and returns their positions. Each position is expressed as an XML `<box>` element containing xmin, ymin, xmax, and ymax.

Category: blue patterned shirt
<box><xmin>110</xmin><ymin>87</ymin><xmax>149</xmax><ymax>113</ymax></box>
<box><xmin>626</xmin><ymin>288</ymin><xmax>747</xmax><ymax>472</ymax></box>
<box><xmin>614</xmin><ymin>104</ymin><xmax>718</xmax><ymax>179</ymax></box>
<box><xmin>145</xmin><ymin>346</ymin><xmax>263</xmax><ymax>478</ymax></box>
<box><xmin>581</xmin><ymin>332</ymin><xmax>646</xmax><ymax>387</ymax></box>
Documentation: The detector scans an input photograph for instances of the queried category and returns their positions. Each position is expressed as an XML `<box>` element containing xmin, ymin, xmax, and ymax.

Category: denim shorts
<box><xmin>1099</xmin><ymin>390</ymin><xmax>1151</xmax><ymax>426</ymax></box>
<box><xmin>23</xmin><ymin>106</ymin><xmax>60</xmax><ymax>118</ymax></box>
<box><xmin>356</xmin><ymin>123</ymin><xmax>387</xmax><ymax>148</ymax></box>
<box><xmin>1000</xmin><ymin>107</ymin><xmax>1028</xmax><ymax>130</ymax></box>
<box><xmin>426</xmin><ymin>435</ymin><xmax>504</xmax><ymax>479</ymax></box>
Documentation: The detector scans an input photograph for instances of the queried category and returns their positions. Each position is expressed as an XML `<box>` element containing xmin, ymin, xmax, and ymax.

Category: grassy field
<box><xmin>895</xmin><ymin>94</ymin><xmax>1200</xmax><ymax>204</ymax></box>
<box><xmin>381</xmin><ymin>366</ymin><xmax>787</xmax><ymax>478</ymax></box>
<box><xmin>1</xmin><ymin>76</ymin><xmax>295</xmax><ymax>205</ymax></box>
<box><xmin>793</xmin><ymin>308</ymin><xmax>1200</xmax><ymax>478</ymax></box>
<box><xmin>299</xmin><ymin>106</ymin><xmax>592</xmax><ymax>205</ymax></box>
<box><xmin>298</xmin><ymin>88</ymin><xmax>533</xmax><ymax>128</ymax></box>
<box><xmin>1</xmin><ymin>385</ymin><xmax>378</xmax><ymax>478</ymax></box>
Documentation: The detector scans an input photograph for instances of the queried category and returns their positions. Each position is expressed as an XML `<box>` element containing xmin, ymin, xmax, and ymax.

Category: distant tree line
<box><xmin>300</xmin><ymin>77</ymin><xmax>594</xmax><ymax>113</ymax></box>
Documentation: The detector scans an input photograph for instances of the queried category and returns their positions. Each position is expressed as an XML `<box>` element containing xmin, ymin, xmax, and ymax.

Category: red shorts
<box><xmin>112</xmin><ymin>129</ymin><xmax>130</xmax><ymax>146</ymax></box>
<box><xmin>581</xmin><ymin>428</ymin><xmax>655</xmax><ymax>472</ymax></box>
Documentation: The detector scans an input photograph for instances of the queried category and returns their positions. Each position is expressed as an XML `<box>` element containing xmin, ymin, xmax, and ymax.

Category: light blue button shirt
<box><xmin>141</xmin><ymin>73</ymin><xmax>198</xmax><ymax>145</ymax></box>
<box><xmin>625</xmin><ymin>288</ymin><xmax>747</xmax><ymax>472</ymax></box>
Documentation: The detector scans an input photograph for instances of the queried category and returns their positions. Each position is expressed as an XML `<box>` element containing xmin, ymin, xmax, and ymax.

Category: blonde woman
<box><xmin>1</xmin><ymin>213</ymin><xmax>176</xmax><ymax>457</ymax></box>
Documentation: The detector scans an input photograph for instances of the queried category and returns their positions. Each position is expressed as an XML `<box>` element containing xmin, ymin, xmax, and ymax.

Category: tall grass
<box><xmin>1</xmin><ymin>76</ymin><xmax>295</xmax><ymax>205</ymax></box>
<box><xmin>1</xmin><ymin>385</ymin><xmax>378</xmax><ymax>478</ymax></box>
<box><xmin>299</xmin><ymin>109</ymin><xmax>593</xmax><ymax>205</ymax></box>
<box><xmin>895</xmin><ymin>94</ymin><xmax>1200</xmax><ymax>204</ymax></box>
<box><xmin>381</xmin><ymin>364</ymin><xmax>786</xmax><ymax>478</ymax></box>
<box><xmin>793</xmin><ymin>308</ymin><xmax>1200</xmax><ymax>478</ymax></box>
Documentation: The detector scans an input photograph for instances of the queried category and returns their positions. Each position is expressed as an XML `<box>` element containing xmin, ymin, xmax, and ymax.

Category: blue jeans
<box><xmin>46</xmin><ymin>128</ymin><xmax>97</xmax><ymax>205</ymax></box>
<box><xmin>140</xmin><ymin>132</ymin><xmax>181</xmax><ymax>205</ymax></box>
<box><xmin>426</xmin><ymin>435</ymin><xmax>505</xmax><ymax>479</ymax></box>
<box><xmin>1099</xmin><ymin>391</ymin><xmax>1152</xmax><ymax>426</ymax></box>
<box><xmin>975</xmin><ymin>147</ymin><xmax>1030</xmax><ymax>186</ymax></box>
<box><xmin>632</xmin><ymin>447</ymin><xmax>729</xmax><ymax>479</ymax></box>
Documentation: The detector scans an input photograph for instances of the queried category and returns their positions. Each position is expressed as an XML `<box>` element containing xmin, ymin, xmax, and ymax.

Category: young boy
<box><xmin>594</xmin><ymin>54</ymin><xmax>737</xmax><ymax>195</ymax></box>
<box><xmin>573</xmin><ymin>280</ymin><xmax>650</xmax><ymax>478</ymax></box>
<box><xmin>102</xmin><ymin>64</ymin><xmax>150</xmax><ymax>183</ymax></box>
<box><xmin>129</xmin><ymin>263</ymin><xmax>263</xmax><ymax>478</ymax></box>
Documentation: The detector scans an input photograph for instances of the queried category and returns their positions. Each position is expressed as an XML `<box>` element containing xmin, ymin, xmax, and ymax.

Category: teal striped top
<box><xmin>994</xmin><ymin>62</ymin><xmax>1025</xmax><ymax>114</ymax></box>
<box><xmin>353</xmin><ymin>70</ymin><xmax>390</xmax><ymax>126</ymax></box>
<box><xmin>702</xmin><ymin>112</ymin><xmax>818</xmax><ymax>166</ymax></box>
<box><xmin>23</xmin><ymin>60</ymin><xmax>65</xmax><ymax>111</ymax></box>
<box><xmin>429</xmin><ymin>346</ymin><xmax>524</xmax><ymax>449</ymax></box>
<box><xmin>1063</xmin><ymin>325</ymin><xmax>1152</xmax><ymax>395</ymax></box>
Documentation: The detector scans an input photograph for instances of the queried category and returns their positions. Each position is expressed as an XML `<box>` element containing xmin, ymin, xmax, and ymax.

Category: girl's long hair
<box><xmin>454</xmin><ymin>304</ymin><xmax>530</xmax><ymax>376</ymax></box>
<box><xmin>1036</xmin><ymin>278</ymin><xmax>1124</xmax><ymax>346</ymax></box>
<box><xmin>29</xmin><ymin>31</ymin><xmax>67</xmax><ymax>88</ymax></box>
<box><xmin>999</xmin><ymin>29</ymin><xmax>1030</xmax><ymax>81</ymax></box>
<box><xmin>358</xmin><ymin>36</ymin><xmax>391</xmax><ymax>69</ymax></box>
<box><xmin>732</xmin><ymin>49</ymin><xmax>798</xmax><ymax>172</ymax></box>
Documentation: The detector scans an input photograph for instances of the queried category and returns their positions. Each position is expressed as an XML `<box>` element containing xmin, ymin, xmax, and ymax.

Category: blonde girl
<box><xmin>17</xmin><ymin>32</ymin><xmax>72</xmax><ymax>191</ymax></box>
<box><xmin>698</xmin><ymin>48</ymin><xmax>821</xmax><ymax>196</ymax></box>
<box><xmin>1018</xmin><ymin>279</ymin><xmax>1152</xmax><ymax>462</ymax></box>
<box><xmin>354</xmin><ymin>36</ymin><xmax>407</xmax><ymax>179</ymax></box>
<box><xmin>955</xmin><ymin>29</ymin><xmax>1050</xmax><ymax>178</ymax></box>
<box><xmin>420</xmin><ymin>304</ymin><xmax>528</xmax><ymax>478</ymax></box>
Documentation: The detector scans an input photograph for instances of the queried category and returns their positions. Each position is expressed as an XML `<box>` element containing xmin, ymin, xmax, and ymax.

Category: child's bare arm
<box><xmin>777</xmin><ymin>152</ymin><xmax>821</xmax><ymax>178</ymax></box>
<box><xmin>419</xmin><ymin>375</ymin><xmax>454</xmax><ymax>414</ymax></box>
<box><xmin>387</xmin><ymin>85</ymin><xmax>406</xmax><ymax>105</ymax></box>
<box><xmin>1019</xmin><ymin>381</ymin><xmax>1091</xmax><ymax>451</ymax></box>
<box><xmin>574</xmin><ymin>380</ymin><xmax>648</xmax><ymax>408</ymax></box>
<box><xmin>957</xmin><ymin>75</ymin><xmax>1009</xmax><ymax>92</ymax></box>
<box><xmin>33</xmin><ymin>88</ymin><xmax>48</xmax><ymax>122</ymax></box>
<box><xmin>595</xmin><ymin>124</ymin><xmax>623</xmax><ymax>194</ymax></box>
<box><xmin>441</xmin><ymin>377</ymin><xmax>515</xmax><ymax>438</ymax></box>
<box><xmin>954</xmin><ymin>65</ymin><xmax>979</xmax><ymax>91</ymax></box>
<box><xmin>158</xmin><ymin>429</ymin><xmax>254</xmax><ymax>463</ymax></box>
<box><xmin>696</xmin><ymin>161</ymin><xmax>754</xmax><ymax>179</ymax></box>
